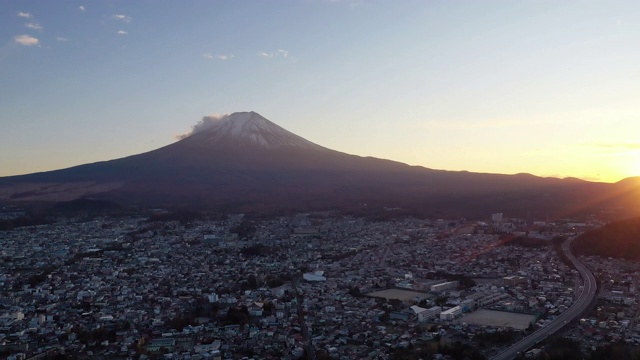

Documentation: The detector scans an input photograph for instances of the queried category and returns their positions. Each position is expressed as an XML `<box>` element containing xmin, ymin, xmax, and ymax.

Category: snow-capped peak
<box><xmin>184</xmin><ymin>111</ymin><xmax>325</xmax><ymax>150</ymax></box>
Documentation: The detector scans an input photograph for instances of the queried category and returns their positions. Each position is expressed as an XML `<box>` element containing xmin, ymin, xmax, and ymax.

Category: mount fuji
<box><xmin>179</xmin><ymin>111</ymin><xmax>328</xmax><ymax>151</ymax></box>
<box><xmin>1</xmin><ymin>112</ymin><xmax>638</xmax><ymax>217</ymax></box>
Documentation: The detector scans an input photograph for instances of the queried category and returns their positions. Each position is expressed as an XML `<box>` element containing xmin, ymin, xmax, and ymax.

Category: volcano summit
<box><xmin>178</xmin><ymin>112</ymin><xmax>328</xmax><ymax>151</ymax></box>
<box><xmin>1</xmin><ymin>112</ymin><xmax>638</xmax><ymax>217</ymax></box>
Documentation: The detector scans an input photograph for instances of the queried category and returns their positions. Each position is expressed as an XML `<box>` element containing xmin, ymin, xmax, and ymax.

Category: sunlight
<box><xmin>632</xmin><ymin>153</ymin><xmax>640</xmax><ymax>177</ymax></box>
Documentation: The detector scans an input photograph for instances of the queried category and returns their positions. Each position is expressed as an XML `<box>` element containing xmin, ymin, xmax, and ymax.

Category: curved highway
<box><xmin>492</xmin><ymin>236</ymin><xmax>597</xmax><ymax>360</ymax></box>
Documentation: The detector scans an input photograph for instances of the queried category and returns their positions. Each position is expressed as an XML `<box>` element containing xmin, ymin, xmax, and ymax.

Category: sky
<box><xmin>2</xmin><ymin>0</ymin><xmax>640</xmax><ymax>182</ymax></box>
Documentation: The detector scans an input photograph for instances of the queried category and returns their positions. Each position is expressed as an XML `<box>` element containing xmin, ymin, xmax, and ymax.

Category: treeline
<box><xmin>423</xmin><ymin>271</ymin><xmax>476</xmax><ymax>289</ymax></box>
<box><xmin>501</xmin><ymin>235</ymin><xmax>555</xmax><ymax>248</ymax></box>
<box><xmin>572</xmin><ymin>217</ymin><xmax>640</xmax><ymax>260</ymax></box>
<box><xmin>522</xmin><ymin>337</ymin><xmax>640</xmax><ymax>360</ymax></box>
<box><xmin>0</xmin><ymin>214</ymin><xmax>50</xmax><ymax>230</ymax></box>
<box><xmin>240</xmin><ymin>244</ymin><xmax>273</xmax><ymax>257</ymax></box>
<box><xmin>549</xmin><ymin>235</ymin><xmax>574</xmax><ymax>269</ymax></box>
<box><xmin>533</xmin><ymin>337</ymin><xmax>583</xmax><ymax>360</ymax></box>
<box><xmin>589</xmin><ymin>343</ymin><xmax>640</xmax><ymax>359</ymax></box>
<box><xmin>145</xmin><ymin>210</ymin><xmax>202</xmax><ymax>225</ymax></box>
<box><xmin>391</xmin><ymin>340</ymin><xmax>485</xmax><ymax>360</ymax></box>
<box><xmin>473</xmin><ymin>330</ymin><xmax>519</xmax><ymax>345</ymax></box>
<box><xmin>51</xmin><ymin>198</ymin><xmax>123</xmax><ymax>216</ymax></box>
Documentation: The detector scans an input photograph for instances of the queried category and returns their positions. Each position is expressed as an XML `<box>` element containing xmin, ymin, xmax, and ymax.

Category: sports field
<box><xmin>366</xmin><ymin>289</ymin><xmax>430</xmax><ymax>301</ymax></box>
<box><xmin>457</xmin><ymin>309</ymin><xmax>536</xmax><ymax>330</ymax></box>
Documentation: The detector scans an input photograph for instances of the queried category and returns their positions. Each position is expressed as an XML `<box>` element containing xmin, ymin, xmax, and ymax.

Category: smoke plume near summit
<box><xmin>176</xmin><ymin>114</ymin><xmax>228</xmax><ymax>140</ymax></box>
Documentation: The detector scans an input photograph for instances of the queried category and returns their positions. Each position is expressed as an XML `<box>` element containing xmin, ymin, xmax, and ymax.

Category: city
<box><xmin>3</xmin><ymin>209</ymin><xmax>637</xmax><ymax>359</ymax></box>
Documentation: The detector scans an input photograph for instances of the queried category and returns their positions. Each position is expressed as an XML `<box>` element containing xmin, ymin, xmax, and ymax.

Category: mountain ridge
<box><xmin>1</xmin><ymin>112</ymin><xmax>638</xmax><ymax>218</ymax></box>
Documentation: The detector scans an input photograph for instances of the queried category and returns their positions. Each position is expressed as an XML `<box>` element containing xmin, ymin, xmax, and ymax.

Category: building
<box><xmin>146</xmin><ymin>338</ymin><xmax>176</xmax><ymax>354</ymax></box>
<box><xmin>203</xmin><ymin>234</ymin><xmax>224</xmax><ymax>245</ymax></box>
<box><xmin>503</xmin><ymin>275</ymin><xmax>527</xmax><ymax>286</ymax></box>
<box><xmin>440</xmin><ymin>306</ymin><xmax>462</xmax><ymax>321</ymax></box>
<box><xmin>431</xmin><ymin>281</ymin><xmax>459</xmax><ymax>292</ymax></box>
<box><xmin>303</xmin><ymin>271</ymin><xmax>326</xmax><ymax>282</ymax></box>
<box><xmin>411</xmin><ymin>305</ymin><xmax>442</xmax><ymax>322</ymax></box>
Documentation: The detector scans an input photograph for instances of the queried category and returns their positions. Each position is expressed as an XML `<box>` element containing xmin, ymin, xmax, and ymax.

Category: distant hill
<box><xmin>1</xmin><ymin>111</ymin><xmax>639</xmax><ymax>218</ymax></box>
<box><xmin>51</xmin><ymin>198</ymin><xmax>124</xmax><ymax>216</ymax></box>
<box><xmin>572</xmin><ymin>217</ymin><xmax>640</xmax><ymax>259</ymax></box>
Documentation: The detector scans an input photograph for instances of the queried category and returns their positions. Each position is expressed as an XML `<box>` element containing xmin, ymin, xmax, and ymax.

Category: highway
<box><xmin>491</xmin><ymin>236</ymin><xmax>597</xmax><ymax>360</ymax></box>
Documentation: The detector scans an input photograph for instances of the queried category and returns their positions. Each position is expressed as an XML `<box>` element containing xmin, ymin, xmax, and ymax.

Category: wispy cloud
<box><xmin>14</xmin><ymin>34</ymin><xmax>39</xmax><ymax>46</ymax></box>
<box><xmin>112</xmin><ymin>14</ymin><xmax>132</xmax><ymax>23</ymax></box>
<box><xmin>25</xmin><ymin>22</ymin><xmax>43</xmax><ymax>31</ymax></box>
<box><xmin>175</xmin><ymin>114</ymin><xmax>229</xmax><ymax>140</ymax></box>
<box><xmin>79</xmin><ymin>5</ymin><xmax>85</xmax><ymax>12</ymax></box>
<box><xmin>277</xmin><ymin>49</ymin><xmax>288</xmax><ymax>57</ymax></box>
<box><xmin>589</xmin><ymin>143</ymin><xmax>640</xmax><ymax>150</ymax></box>
<box><xmin>117</xmin><ymin>30</ymin><xmax>128</xmax><ymax>35</ymax></box>
<box><xmin>203</xmin><ymin>53</ymin><xmax>234</xmax><ymax>61</ymax></box>
<box><xmin>56</xmin><ymin>36</ymin><xmax>70</xmax><ymax>42</ymax></box>
<box><xmin>17</xmin><ymin>12</ymin><xmax>32</xmax><ymax>19</ymax></box>
<box><xmin>258</xmin><ymin>49</ymin><xmax>290</xmax><ymax>58</ymax></box>
<box><xmin>572</xmin><ymin>143</ymin><xmax>640</xmax><ymax>158</ymax></box>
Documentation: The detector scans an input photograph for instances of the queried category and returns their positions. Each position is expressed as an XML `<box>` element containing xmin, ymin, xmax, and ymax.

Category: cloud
<box><xmin>17</xmin><ymin>12</ymin><xmax>32</xmax><ymax>19</ymax></box>
<box><xmin>79</xmin><ymin>5</ymin><xmax>85</xmax><ymax>12</ymax></box>
<box><xmin>258</xmin><ymin>49</ymin><xmax>290</xmax><ymax>58</ymax></box>
<box><xmin>575</xmin><ymin>143</ymin><xmax>640</xmax><ymax>158</ymax></box>
<box><xmin>117</xmin><ymin>30</ymin><xmax>128</xmax><ymax>35</ymax></box>
<box><xmin>25</xmin><ymin>22</ymin><xmax>43</xmax><ymax>31</ymax></box>
<box><xmin>113</xmin><ymin>14</ymin><xmax>132</xmax><ymax>23</ymax></box>
<box><xmin>14</xmin><ymin>34</ymin><xmax>39</xmax><ymax>46</ymax></box>
<box><xmin>175</xmin><ymin>114</ymin><xmax>229</xmax><ymax>140</ymax></box>
<box><xmin>56</xmin><ymin>36</ymin><xmax>70</xmax><ymax>41</ymax></box>
<box><xmin>589</xmin><ymin>143</ymin><xmax>640</xmax><ymax>150</ymax></box>
<box><xmin>203</xmin><ymin>53</ymin><xmax>234</xmax><ymax>60</ymax></box>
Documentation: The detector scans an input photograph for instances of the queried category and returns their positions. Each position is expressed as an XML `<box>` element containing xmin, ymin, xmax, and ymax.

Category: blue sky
<box><xmin>2</xmin><ymin>0</ymin><xmax>640</xmax><ymax>182</ymax></box>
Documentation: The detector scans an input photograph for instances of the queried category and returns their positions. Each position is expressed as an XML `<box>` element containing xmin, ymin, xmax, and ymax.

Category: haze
<box><xmin>2</xmin><ymin>1</ymin><xmax>640</xmax><ymax>182</ymax></box>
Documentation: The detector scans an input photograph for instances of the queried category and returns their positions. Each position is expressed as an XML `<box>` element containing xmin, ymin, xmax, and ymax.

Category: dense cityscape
<box><xmin>3</xmin><ymin>207</ymin><xmax>638</xmax><ymax>360</ymax></box>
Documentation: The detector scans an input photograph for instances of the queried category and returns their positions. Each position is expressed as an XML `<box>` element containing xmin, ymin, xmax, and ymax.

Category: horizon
<box><xmin>2</xmin><ymin>1</ymin><xmax>640</xmax><ymax>182</ymax></box>
<box><xmin>1</xmin><ymin>109</ymin><xmax>635</xmax><ymax>184</ymax></box>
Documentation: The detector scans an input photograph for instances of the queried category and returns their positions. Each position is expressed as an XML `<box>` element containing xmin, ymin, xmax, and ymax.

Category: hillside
<box><xmin>572</xmin><ymin>217</ymin><xmax>640</xmax><ymax>259</ymax></box>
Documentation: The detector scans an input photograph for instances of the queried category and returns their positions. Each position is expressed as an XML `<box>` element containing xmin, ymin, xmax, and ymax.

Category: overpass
<box><xmin>492</xmin><ymin>236</ymin><xmax>597</xmax><ymax>360</ymax></box>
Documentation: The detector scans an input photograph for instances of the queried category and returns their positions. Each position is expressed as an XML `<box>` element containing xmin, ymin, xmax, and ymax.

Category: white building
<box><xmin>440</xmin><ymin>306</ymin><xmax>462</xmax><ymax>321</ymax></box>
<box><xmin>303</xmin><ymin>271</ymin><xmax>326</xmax><ymax>282</ymax></box>
<box><xmin>411</xmin><ymin>305</ymin><xmax>442</xmax><ymax>322</ymax></box>
<box><xmin>431</xmin><ymin>281</ymin><xmax>459</xmax><ymax>292</ymax></box>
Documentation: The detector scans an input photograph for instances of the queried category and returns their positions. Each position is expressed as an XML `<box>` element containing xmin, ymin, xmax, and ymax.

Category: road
<box><xmin>292</xmin><ymin>278</ymin><xmax>316</xmax><ymax>360</ymax></box>
<box><xmin>491</xmin><ymin>236</ymin><xmax>597</xmax><ymax>360</ymax></box>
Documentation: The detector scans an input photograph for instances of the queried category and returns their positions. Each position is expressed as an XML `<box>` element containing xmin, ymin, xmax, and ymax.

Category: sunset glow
<box><xmin>2</xmin><ymin>1</ymin><xmax>640</xmax><ymax>182</ymax></box>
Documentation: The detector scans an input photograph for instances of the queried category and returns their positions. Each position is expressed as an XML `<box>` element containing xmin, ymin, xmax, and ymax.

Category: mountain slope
<box><xmin>572</xmin><ymin>217</ymin><xmax>640</xmax><ymax>259</ymax></box>
<box><xmin>1</xmin><ymin>112</ymin><xmax>638</xmax><ymax>217</ymax></box>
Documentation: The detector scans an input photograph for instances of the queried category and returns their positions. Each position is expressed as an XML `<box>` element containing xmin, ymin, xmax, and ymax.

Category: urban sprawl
<box><xmin>1</xmin><ymin>209</ymin><xmax>638</xmax><ymax>360</ymax></box>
